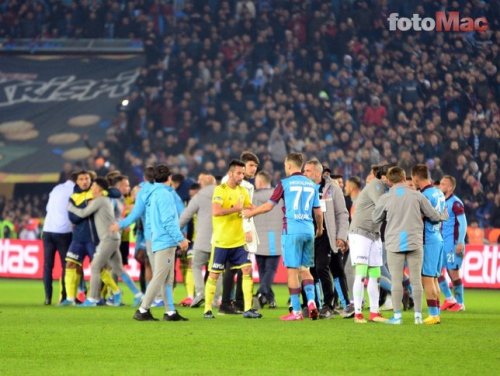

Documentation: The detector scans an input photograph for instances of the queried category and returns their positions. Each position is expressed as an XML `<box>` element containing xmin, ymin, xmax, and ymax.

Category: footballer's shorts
<box><xmin>348</xmin><ymin>233</ymin><xmax>383</xmax><ymax>267</ymax></box>
<box><xmin>443</xmin><ymin>241</ymin><xmax>463</xmax><ymax>270</ymax></box>
<box><xmin>209</xmin><ymin>246</ymin><xmax>251</xmax><ymax>273</ymax></box>
<box><xmin>66</xmin><ymin>241</ymin><xmax>96</xmax><ymax>265</ymax></box>
<box><xmin>422</xmin><ymin>241</ymin><xmax>444</xmax><ymax>277</ymax></box>
<box><xmin>281</xmin><ymin>233</ymin><xmax>314</xmax><ymax>269</ymax></box>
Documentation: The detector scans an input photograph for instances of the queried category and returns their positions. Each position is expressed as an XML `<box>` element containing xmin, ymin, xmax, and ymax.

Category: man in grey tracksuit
<box><xmin>67</xmin><ymin>177</ymin><xmax>122</xmax><ymax>306</ymax></box>
<box><xmin>252</xmin><ymin>171</ymin><xmax>283</xmax><ymax>308</ymax></box>
<box><xmin>304</xmin><ymin>160</ymin><xmax>350</xmax><ymax>319</ymax></box>
<box><xmin>372</xmin><ymin>167</ymin><xmax>448</xmax><ymax>325</ymax></box>
<box><xmin>178</xmin><ymin>173</ymin><xmax>221</xmax><ymax>308</ymax></box>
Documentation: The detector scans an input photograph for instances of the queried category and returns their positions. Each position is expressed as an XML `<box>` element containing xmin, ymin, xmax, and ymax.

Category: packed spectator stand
<box><xmin>0</xmin><ymin>0</ymin><xmax>498</xmax><ymax>232</ymax></box>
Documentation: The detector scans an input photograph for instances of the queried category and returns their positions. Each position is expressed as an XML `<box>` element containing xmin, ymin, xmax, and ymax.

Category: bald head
<box><xmin>198</xmin><ymin>173</ymin><xmax>216</xmax><ymax>188</ymax></box>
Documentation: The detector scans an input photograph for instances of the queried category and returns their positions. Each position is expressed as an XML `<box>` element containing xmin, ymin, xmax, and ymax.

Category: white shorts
<box><xmin>348</xmin><ymin>233</ymin><xmax>383</xmax><ymax>267</ymax></box>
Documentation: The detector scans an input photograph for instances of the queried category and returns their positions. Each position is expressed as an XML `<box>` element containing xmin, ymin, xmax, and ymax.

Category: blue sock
<box><xmin>453</xmin><ymin>279</ymin><xmax>464</xmax><ymax>304</ymax></box>
<box><xmin>315</xmin><ymin>281</ymin><xmax>324</xmax><ymax>308</ymax></box>
<box><xmin>165</xmin><ymin>284</ymin><xmax>175</xmax><ymax>311</ymax></box>
<box><xmin>290</xmin><ymin>293</ymin><xmax>301</xmax><ymax>312</ymax></box>
<box><xmin>427</xmin><ymin>299</ymin><xmax>438</xmax><ymax>316</ymax></box>
<box><xmin>438</xmin><ymin>276</ymin><xmax>453</xmax><ymax>300</ymax></box>
<box><xmin>303</xmin><ymin>280</ymin><xmax>315</xmax><ymax>302</ymax></box>
<box><xmin>379</xmin><ymin>275</ymin><xmax>392</xmax><ymax>293</ymax></box>
<box><xmin>121</xmin><ymin>272</ymin><xmax>139</xmax><ymax>295</ymax></box>
<box><xmin>333</xmin><ymin>277</ymin><xmax>347</xmax><ymax>308</ymax></box>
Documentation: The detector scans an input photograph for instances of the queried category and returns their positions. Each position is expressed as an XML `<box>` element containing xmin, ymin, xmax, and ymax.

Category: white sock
<box><xmin>353</xmin><ymin>275</ymin><xmax>364</xmax><ymax>314</ymax></box>
<box><xmin>166</xmin><ymin>310</ymin><xmax>176</xmax><ymax>315</ymax></box>
<box><xmin>139</xmin><ymin>307</ymin><xmax>147</xmax><ymax>314</ymax></box>
<box><xmin>367</xmin><ymin>277</ymin><xmax>380</xmax><ymax>313</ymax></box>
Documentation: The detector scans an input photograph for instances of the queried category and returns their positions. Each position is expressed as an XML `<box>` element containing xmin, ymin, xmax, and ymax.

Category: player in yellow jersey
<box><xmin>203</xmin><ymin>160</ymin><xmax>262</xmax><ymax>319</ymax></box>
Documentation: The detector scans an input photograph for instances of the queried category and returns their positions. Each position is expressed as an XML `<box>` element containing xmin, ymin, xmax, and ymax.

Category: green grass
<box><xmin>0</xmin><ymin>280</ymin><xmax>499</xmax><ymax>375</ymax></box>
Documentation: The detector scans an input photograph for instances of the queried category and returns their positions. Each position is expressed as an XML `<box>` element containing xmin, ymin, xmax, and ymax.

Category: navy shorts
<box><xmin>66</xmin><ymin>241</ymin><xmax>96</xmax><ymax>265</ymax></box>
<box><xmin>209</xmin><ymin>246</ymin><xmax>251</xmax><ymax>273</ymax></box>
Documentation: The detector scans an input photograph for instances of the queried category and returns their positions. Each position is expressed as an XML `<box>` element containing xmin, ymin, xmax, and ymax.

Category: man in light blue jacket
<box><xmin>133</xmin><ymin>165</ymin><xmax>189</xmax><ymax>322</ymax></box>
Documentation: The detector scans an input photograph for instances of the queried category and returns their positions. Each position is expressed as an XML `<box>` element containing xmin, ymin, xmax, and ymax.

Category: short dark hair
<box><xmin>286</xmin><ymin>153</ymin><xmax>304</xmax><ymax>168</ymax></box>
<box><xmin>331</xmin><ymin>174</ymin><xmax>343</xmax><ymax>180</ymax></box>
<box><xmin>144</xmin><ymin>166</ymin><xmax>155</xmax><ymax>183</ymax></box>
<box><xmin>240</xmin><ymin>151</ymin><xmax>260</xmax><ymax>165</ymax></box>
<box><xmin>93</xmin><ymin>177</ymin><xmax>109</xmax><ymax>191</ymax></box>
<box><xmin>154</xmin><ymin>164</ymin><xmax>171</xmax><ymax>183</ymax></box>
<box><xmin>189</xmin><ymin>182</ymin><xmax>201</xmax><ymax>191</ymax></box>
<box><xmin>228</xmin><ymin>159</ymin><xmax>245</xmax><ymax>171</ymax></box>
<box><xmin>387</xmin><ymin>167</ymin><xmax>406</xmax><ymax>184</ymax></box>
<box><xmin>377</xmin><ymin>163</ymin><xmax>397</xmax><ymax>179</ymax></box>
<box><xmin>347</xmin><ymin>176</ymin><xmax>361</xmax><ymax>189</ymax></box>
<box><xmin>411</xmin><ymin>164</ymin><xmax>429</xmax><ymax>180</ymax></box>
<box><xmin>172</xmin><ymin>173</ymin><xmax>185</xmax><ymax>184</ymax></box>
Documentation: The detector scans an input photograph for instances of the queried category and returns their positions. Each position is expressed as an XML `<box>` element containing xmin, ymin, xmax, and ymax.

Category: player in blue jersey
<box><xmin>244</xmin><ymin>153</ymin><xmax>324</xmax><ymax>321</ymax></box>
<box><xmin>439</xmin><ymin>175</ymin><xmax>467</xmax><ymax>312</ymax></box>
<box><xmin>412</xmin><ymin>165</ymin><xmax>446</xmax><ymax>325</ymax></box>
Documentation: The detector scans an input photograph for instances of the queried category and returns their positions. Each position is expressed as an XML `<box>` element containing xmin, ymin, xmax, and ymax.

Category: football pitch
<box><xmin>1</xmin><ymin>280</ymin><xmax>499</xmax><ymax>375</ymax></box>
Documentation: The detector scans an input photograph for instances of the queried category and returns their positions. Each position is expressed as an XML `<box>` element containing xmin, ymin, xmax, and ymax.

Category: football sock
<box><xmin>121</xmin><ymin>272</ymin><xmax>139</xmax><ymax>295</ymax></box>
<box><xmin>289</xmin><ymin>287</ymin><xmax>301</xmax><ymax>312</ymax></box>
<box><xmin>78</xmin><ymin>274</ymin><xmax>86</xmax><ymax>292</ymax></box>
<box><xmin>75</xmin><ymin>272</ymin><xmax>82</xmax><ymax>298</ymax></box>
<box><xmin>438</xmin><ymin>275</ymin><xmax>454</xmax><ymax>300</ymax></box>
<box><xmin>315</xmin><ymin>280</ymin><xmax>324</xmax><ymax>308</ymax></box>
<box><xmin>59</xmin><ymin>275</ymin><xmax>65</xmax><ymax>302</ymax></box>
<box><xmin>453</xmin><ymin>278</ymin><xmax>464</xmax><ymax>304</ymax></box>
<box><xmin>427</xmin><ymin>299</ymin><xmax>439</xmax><ymax>316</ymax></box>
<box><xmin>353</xmin><ymin>275</ymin><xmax>364</xmax><ymax>314</ymax></box>
<box><xmin>379</xmin><ymin>275</ymin><xmax>392</xmax><ymax>292</ymax></box>
<box><xmin>334</xmin><ymin>277</ymin><xmax>347</xmax><ymax>308</ymax></box>
<box><xmin>165</xmin><ymin>284</ymin><xmax>175</xmax><ymax>312</ymax></box>
<box><xmin>242</xmin><ymin>273</ymin><xmax>254</xmax><ymax>311</ymax></box>
<box><xmin>65</xmin><ymin>268</ymin><xmax>77</xmax><ymax>301</ymax></box>
<box><xmin>353</xmin><ymin>264</ymin><xmax>368</xmax><ymax>314</ymax></box>
<box><xmin>204</xmin><ymin>276</ymin><xmax>217</xmax><ymax>313</ymax></box>
<box><xmin>302</xmin><ymin>279</ymin><xmax>315</xmax><ymax>303</ymax></box>
<box><xmin>436</xmin><ymin>299</ymin><xmax>440</xmax><ymax>315</ymax></box>
<box><xmin>367</xmin><ymin>277</ymin><xmax>380</xmax><ymax>313</ymax></box>
<box><xmin>185</xmin><ymin>268</ymin><xmax>194</xmax><ymax>298</ymax></box>
<box><xmin>100</xmin><ymin>269</ymin><xmax>120</xmax><ymax>294</ymax></box>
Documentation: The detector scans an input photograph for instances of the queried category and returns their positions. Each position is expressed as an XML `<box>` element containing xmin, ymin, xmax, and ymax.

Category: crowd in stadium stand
<box><xmin>0</xmin><ymin>0</ymin><xmax>498</xmax><ymax>230</ymax></box>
